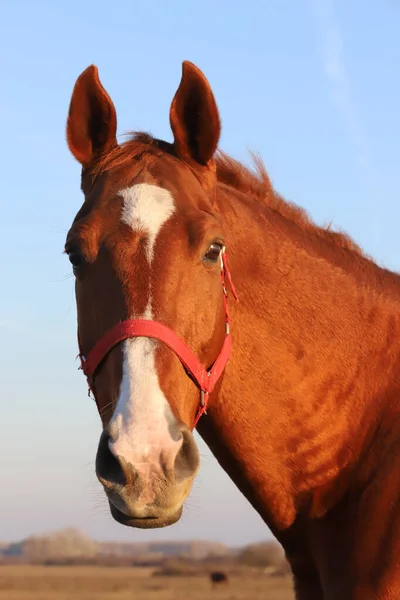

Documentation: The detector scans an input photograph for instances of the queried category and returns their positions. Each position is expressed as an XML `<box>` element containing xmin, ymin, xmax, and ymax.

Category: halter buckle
<box><xmin>200</xmin><ymin>390</ymin><xmax>208</xmax><ymax>414</ymax></box>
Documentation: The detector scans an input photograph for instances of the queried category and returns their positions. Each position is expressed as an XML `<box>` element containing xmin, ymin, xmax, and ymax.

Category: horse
<box><xmin>64</xmin><ymin>61</ymin><xmax>400</xmax><ymax>599</ymax></box>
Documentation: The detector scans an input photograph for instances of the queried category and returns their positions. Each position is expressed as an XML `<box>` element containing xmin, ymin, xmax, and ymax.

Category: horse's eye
<box><xmin>204</xmin><ymin>242</ymin><xmax>223</xmax><ymax>263</ymax></box>
<box><xmin>68</xmin><ymin>251</ymin><xmax>84</xmax><ymax>270</ymax></box>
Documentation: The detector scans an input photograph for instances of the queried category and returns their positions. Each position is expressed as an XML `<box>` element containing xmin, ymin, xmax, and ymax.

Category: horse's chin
<box><xmin>109</xmin><ymin>501</ymin><xmax>183</xmax><ymax>529</ymax></box>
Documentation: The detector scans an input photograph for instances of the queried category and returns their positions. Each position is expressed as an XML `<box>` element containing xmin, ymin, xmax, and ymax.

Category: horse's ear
<box><xmin>170</xmin><ymin>61</ymin><xmax>221</xmax><ymax>167</ymax></box>
<box><xmin>66</xmin><ymin>65</ymin><xmax>117</xmax><ymax>168</ymax></box>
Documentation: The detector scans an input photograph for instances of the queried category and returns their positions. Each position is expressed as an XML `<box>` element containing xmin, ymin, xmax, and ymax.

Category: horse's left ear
<box><xmin>170</xmin><ymin>61</ymin><xmax>221</xmax><ymax>167</ymax></box>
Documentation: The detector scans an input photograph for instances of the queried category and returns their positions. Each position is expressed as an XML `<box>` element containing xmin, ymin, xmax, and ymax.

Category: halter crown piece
<box><xmin>78</xmin><ymin>248</ymin><xmax>238</xmax><ymax>429</ymax></box>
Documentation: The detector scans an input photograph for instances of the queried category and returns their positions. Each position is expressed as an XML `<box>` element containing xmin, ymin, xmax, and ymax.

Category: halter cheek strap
<box><xmin>78</xmin><ymin>250</ymin><xmax>238</xmax><ymax>429</ymax></box>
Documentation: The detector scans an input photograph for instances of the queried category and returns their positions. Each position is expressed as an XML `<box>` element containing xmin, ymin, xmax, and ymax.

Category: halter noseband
<box><xmin>78</xmin><ymin>249</ymin><xmax>238</xmax><ymax>428</ymax></box>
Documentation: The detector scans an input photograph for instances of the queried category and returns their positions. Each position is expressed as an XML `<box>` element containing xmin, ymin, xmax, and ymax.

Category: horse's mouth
<box><xmin>109</xmin><ymin>500</ymin><xmax>183</xmax><ymax>529</ymax></box>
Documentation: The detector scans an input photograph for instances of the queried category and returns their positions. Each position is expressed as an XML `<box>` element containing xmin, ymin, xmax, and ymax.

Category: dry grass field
<box><xmin>0</xmin><ymin>565</ymin><xmax>295</xmax><ymax>600</ymax></box>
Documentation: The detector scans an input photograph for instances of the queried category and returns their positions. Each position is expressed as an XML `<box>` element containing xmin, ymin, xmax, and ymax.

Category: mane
<box><xmin>89</xmin><ymin>131</ymin><xmax>365</xmax><ymax>258</ymax></box>
<box><xmin>214</xmin><ymin>151</ymin><xmax>366</xmax><ymax>258</ymax></box>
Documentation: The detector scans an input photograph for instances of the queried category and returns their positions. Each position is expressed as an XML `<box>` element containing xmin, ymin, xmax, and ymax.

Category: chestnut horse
<box><xmin>65</xmin><ymin>61</ymin><xmax>400</xmax><ymax>599</ymax></box>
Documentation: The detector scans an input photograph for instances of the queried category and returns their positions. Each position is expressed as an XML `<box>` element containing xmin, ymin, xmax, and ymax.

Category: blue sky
<box><xmin>1</xmin><ymin>0</ymin><xmax>399</xmax><ymax>545</ymax></box>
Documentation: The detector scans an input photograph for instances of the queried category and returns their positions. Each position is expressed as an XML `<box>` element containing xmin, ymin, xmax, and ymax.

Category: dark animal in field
<box><xmin>210</xmin><ymin>571</ymin><xmax>228</xmax><ymax>586</ymax></box>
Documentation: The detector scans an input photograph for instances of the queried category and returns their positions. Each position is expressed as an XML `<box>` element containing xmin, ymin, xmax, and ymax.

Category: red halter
<box><xmin>78</xmin><ymin>249</ymin><xmax>238</xmax><ymax>428</ymax></box>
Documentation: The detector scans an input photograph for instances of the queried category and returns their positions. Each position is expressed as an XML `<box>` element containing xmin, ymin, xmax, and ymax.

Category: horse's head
<box><xmin>65</xmin><ymin>62</ymin><xmax>234</xmax><ymax>528</ymax></box>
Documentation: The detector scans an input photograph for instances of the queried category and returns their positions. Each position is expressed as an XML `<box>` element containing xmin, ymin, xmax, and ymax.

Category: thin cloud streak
<box><xmin>308</xmin><ymin>0</ymin><xmax>376</xmax><ymax>187</ymax></box>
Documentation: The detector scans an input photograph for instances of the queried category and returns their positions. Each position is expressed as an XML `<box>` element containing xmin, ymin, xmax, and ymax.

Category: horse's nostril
<box><xmin>168</xmin><ymin>419</ymin><xmax>184</xmax><ymax>443</ymax></box>
<box><xmin>174</xmin><ymin>425</ymin><xmax>200</xmax><ymax>483</ymax></box>
<box><xmin>95</xmin><ymin>431</ymin><xmax>129</xmax><ymax>487</ymax></box>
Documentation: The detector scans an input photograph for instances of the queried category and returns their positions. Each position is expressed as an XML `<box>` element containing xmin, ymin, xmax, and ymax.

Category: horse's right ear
<box><xmin>66</xmin><ymin>65</ymin><xmax>117</xmax><ymax>168</ymax></box>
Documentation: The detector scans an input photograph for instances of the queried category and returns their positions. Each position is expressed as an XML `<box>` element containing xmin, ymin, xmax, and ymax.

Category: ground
<box><xmin>0</xmin><ymin>565</ymin><xmax>295</xmax><ymax>600</ymax></box>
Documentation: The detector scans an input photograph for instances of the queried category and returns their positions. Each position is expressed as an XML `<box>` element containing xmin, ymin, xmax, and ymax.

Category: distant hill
<box><xmin>0</xmin><ymin>528</ymin><xmax>289</xmax><ymax>574</ymax></box>
<box><xmin>2</xmin><ymin>528</ymin><xmax>98</xmax><ymax>560</ymax></box>
<box><xmin>0</xmin><ymin>528</ymin><xmax>230</xmax><ymax>562</ymax></box>
<box><xmin>237</xmin><ymin>540</ymin><xmax>290</xmax><ymax>573</ymax></box>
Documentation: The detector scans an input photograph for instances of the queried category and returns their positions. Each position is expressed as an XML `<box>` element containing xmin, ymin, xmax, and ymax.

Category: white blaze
<box><xmin>108</xmin><ymin>184</ymin><xmax>181</xmax><ymax>495</ymax></box>
<box><xmin>119</xmin><ymin>183</ymin><xmax>175</xmax><ymax>261</ymax></box>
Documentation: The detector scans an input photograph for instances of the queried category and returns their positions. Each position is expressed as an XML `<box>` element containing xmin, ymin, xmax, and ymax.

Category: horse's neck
<box><xmin>204</xmin><ymin>186</ymin><xmax>400</xmax><ymax>532</ymax></box>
